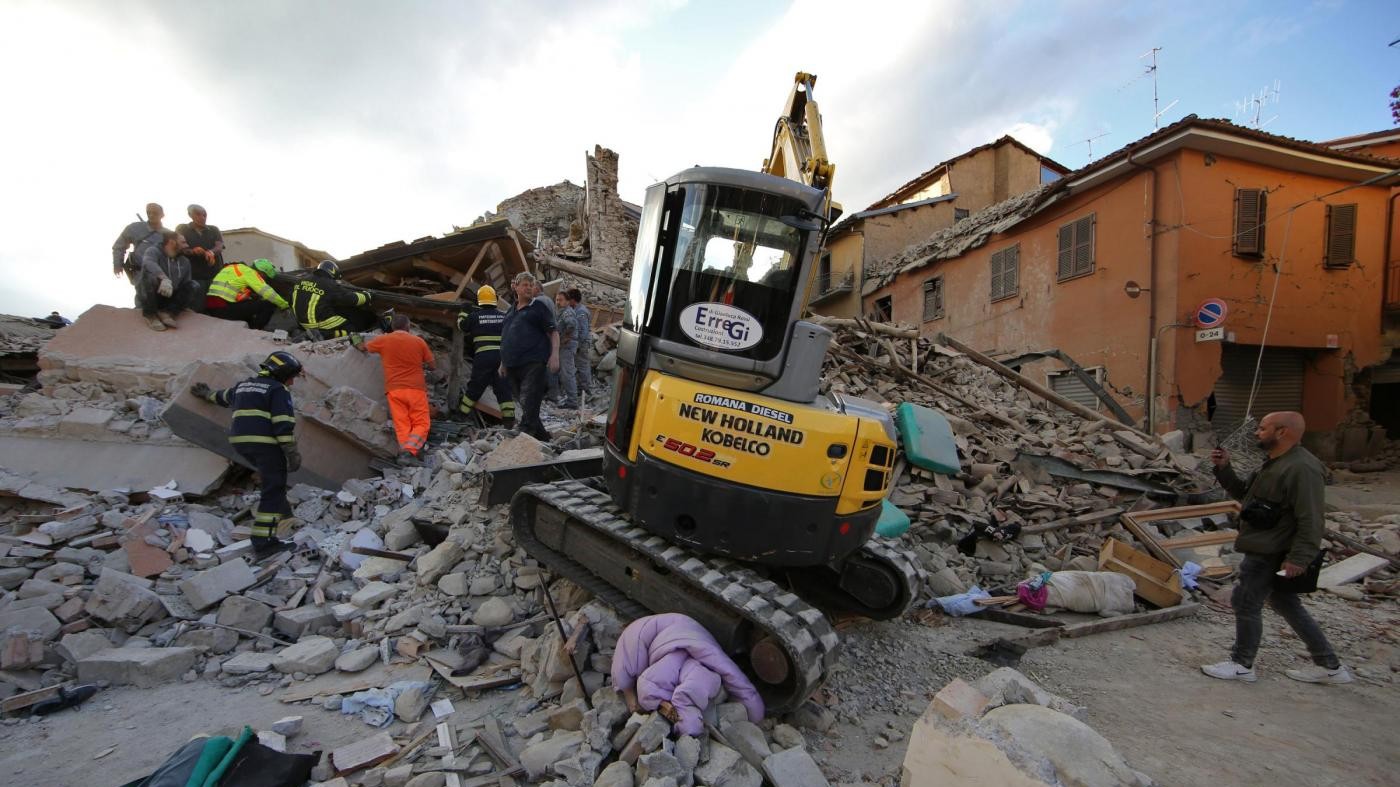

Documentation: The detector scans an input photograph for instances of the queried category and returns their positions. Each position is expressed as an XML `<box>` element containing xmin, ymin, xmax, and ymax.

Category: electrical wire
<box><xmin>1243</xmin><ymin>209</ymin><xmax>1292</xmax><ymax>421</ymax></box>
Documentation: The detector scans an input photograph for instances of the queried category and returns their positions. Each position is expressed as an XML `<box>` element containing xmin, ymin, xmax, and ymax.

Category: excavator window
<box><xmin>654</xmin><ymin>183</ymin><xmax>808</xmax><ymax>361</ymax></box>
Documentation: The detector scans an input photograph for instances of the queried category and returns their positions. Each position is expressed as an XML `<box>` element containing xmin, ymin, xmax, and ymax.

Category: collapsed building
<box><xmin>0</xmin><ymin>139</ymin><xmax>1396</xmax><ymax>786</ymax></box>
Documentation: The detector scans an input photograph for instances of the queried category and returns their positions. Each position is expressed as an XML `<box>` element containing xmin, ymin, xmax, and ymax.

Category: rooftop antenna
<box><xmin>1070</xmin><ymin>132</ymin><xmax>1111</xmax><ymax>164</ymax></box>
<box><xmin>1141</xmin><ymin>47</ymin><xmax>1177</xmax><ymax>129</ymax></box>
<box><xmin>1233</xmin><ymin>80</ymin><xmax>1282</xmax><ymax>128</ymax></box>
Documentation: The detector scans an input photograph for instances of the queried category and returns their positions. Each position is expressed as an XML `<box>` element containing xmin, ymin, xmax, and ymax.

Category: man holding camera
<box><xmin>1201</xmin><ymin>411</ymin><xmax>1351</xmax><ymax>685</ymax></box>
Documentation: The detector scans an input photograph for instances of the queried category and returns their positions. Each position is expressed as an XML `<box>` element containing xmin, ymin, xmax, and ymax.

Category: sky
<box><xmin>0</xmin><ymin>0</ymin><xmax>1394</xmax><ymax>319</ymax></box>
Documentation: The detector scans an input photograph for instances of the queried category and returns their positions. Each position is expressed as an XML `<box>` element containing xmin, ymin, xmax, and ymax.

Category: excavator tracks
<box><xmin>511</xmin><ymin>479</ymin><xmax>841</xmax><ymax>714</ymax></box>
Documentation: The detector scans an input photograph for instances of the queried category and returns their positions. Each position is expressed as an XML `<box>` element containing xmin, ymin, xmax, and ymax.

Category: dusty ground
<box><xmin>3</xmin><ymin>470</ymin><xmax>1396</xmax><ymax>787</ymax></box>
<box><xmin>812</xmin><ymin>596</ymin><xmax>1398</xmax><ymax>787</ymax></box>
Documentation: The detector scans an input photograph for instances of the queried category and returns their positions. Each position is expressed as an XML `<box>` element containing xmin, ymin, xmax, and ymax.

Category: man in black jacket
<box><xmin>453</xmin><ymin>285</ymin><xmax>515</xmax><ymax>425</ymax></box>
<box><xmin>291</xmin><ymin>260</ymin><xmax>377</xmax><ymax>338</ymax></box>
<box><xmin>191</xmin><ymin>351</ymin><xmax>304</xmax><ymax>558</ymax></box>
<box><xmin>1201</xmin><ymin>411</ymin><xmax>1351</xmax><ymax>684</ymax></box>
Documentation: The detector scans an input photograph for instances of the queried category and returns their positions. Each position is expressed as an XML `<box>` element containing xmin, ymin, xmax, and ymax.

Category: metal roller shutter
<box><xmin>1048</xmin><ymin>368</ymin><xmax>1104</xmax><ymax>412</ymax></box>
<box><xmin>1212</xmin><ymin>344</ymin><xmax>1305</xmax><ymax>433</ymax></box>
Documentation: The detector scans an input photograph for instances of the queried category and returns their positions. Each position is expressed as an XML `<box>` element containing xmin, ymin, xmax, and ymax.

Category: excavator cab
<box><xmin>603</xmin><ymin>167</ymin><xmax>902</xmax><ymax>581</ymax></box>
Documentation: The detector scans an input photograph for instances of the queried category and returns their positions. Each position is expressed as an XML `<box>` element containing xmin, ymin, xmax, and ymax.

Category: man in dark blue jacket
<box><xmin>191</xmin><ymin>351</ymin><xmax>304</xmax><ymax>557</ymax></box>
<box><xmin>499</xmin><ymin>272</ymin><xmax>558</xmax><ymax>441</ymax></box>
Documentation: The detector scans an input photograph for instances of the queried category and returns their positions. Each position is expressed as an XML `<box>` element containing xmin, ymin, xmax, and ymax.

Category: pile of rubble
<box><xmin>819</xmin><ymin>322</ymin><xmax>1397</xmax><ymax>605</ymax></box>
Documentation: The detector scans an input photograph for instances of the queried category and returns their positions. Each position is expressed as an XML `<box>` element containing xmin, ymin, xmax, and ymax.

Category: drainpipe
<box><xmin>1386</xmin><ymin>191</ymin><xmax>1399</xmax><ymax>323</ymax></box>
<box><xmin>1128</xmin><ymin>151</ymin><xmax>1159</xmax><ymax>432</ymax></box>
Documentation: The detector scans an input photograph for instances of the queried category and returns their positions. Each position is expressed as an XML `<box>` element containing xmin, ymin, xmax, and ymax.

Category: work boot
<box><xmin>253</xmin><ymin>537</ymin><xmax>293</xmax><ymax>559</ymax></box>
<box><xmin>397</xmin><ymin>451</ymin><xmax>424</xmax><ymax>467</ymax></box>
<box><xmin>501</xmin><ymin>418</ymin><xmax>516</xmax><ymax>430</ymax></box>
<box><xmin>144</xmin><ymin>314</ymin><xmax>167</xmax><ymax>332</ymax></box>
<box><xmin>1200</xmin><ymin>660</ymin><xmax>1257</xmax><ymax>682</ymax></box>
<box><xmin>1285</xmin><ymin>665</ymin><xmax>1353</xmax><ymax>684</ymax></box>
<box><xmin>446</xmin><ymin>410</ymin><xmax>471</xmax><ymax>423</ymax></box>
<box><xmin>156</xmin><ymin>311</ymin><xmax>179</xmax><ymax>329</ymax></box>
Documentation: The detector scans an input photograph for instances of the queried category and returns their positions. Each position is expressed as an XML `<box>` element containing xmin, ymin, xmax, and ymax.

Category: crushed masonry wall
<box><xmin>585</xmin><ymin>145</ymin><xmax>639</xmax><ymax>278</ymax></box>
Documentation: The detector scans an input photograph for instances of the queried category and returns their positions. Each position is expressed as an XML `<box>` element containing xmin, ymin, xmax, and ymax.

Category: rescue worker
<box><xmin>190</xmin><ymin>351</ymin><xmax>304</xmax><ymax>557</ymax></box>
<box><xmin>137</xmin><ymin>229</ymin><xmax>197</xmax><ymax>332</ymax></box>
<box><xmin>205</xmin><ymin>258</ymin><xmax>289</xmax><ymax>330</ymax></box>
<box><xmin>355</xmin><ymin>315</ymin><xmax>437</xmax><ymax>465</ymax></box>
<box><xmin>112</xmin><ymin>203</ymin><xmax>164</xmax><ymax>283</ymax></box>
<box><xmin>291</xmin><ymin>260</ymin><xmax>377</xmax><ymax>338</ymax></box>
<box><xmin>566</xmin><ymin>288</ymin><xmax>593</xmax><ymax>393</ymax></box>
<box><xmin>453</xmin><ymin>285</ymin><xmax>515</xmax><ymax>426</ymax></box>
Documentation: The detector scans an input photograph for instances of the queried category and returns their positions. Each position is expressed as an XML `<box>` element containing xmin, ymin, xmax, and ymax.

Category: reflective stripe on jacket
<box><xmin>207</xmin><ymin>264</ymin><xmax>289</xmax><ymax>309</ymax></box>
<box><xmin>291</xmin><ymin>273</ymin><xmax>370</xmax><ymax>330</ymax></box>
<box><xmin>208</xmin><ymin>374</ymin><xmax>297</xmax><ymax>447</ymax></box>
<box><xmin>458</xmin><ymin>306</ymin><xmax>505</xmax><ymax>358</ymax></box>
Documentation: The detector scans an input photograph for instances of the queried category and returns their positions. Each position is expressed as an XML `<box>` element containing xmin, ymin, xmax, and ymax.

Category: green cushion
<box><xmin>876</xmin><ymin>499</ymin><xmax>910</xmax><ymax>538</ymax></box>
<box><xmin>894</xmin><ymin>402</ymin><xmax>960</xmax><ymax>475</ymax></box>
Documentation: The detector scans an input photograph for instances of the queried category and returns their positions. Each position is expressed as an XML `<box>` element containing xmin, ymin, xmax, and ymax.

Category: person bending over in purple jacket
<box><xmin>610</xmin><ymin>613</ymin><xmax>765</xmax><ymax>736</ymax></box>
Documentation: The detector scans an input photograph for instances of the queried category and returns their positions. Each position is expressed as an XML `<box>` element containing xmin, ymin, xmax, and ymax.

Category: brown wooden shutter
<box><xmin>1324</xmin><ymin>203</ymin><xmax>1357</xmax><ymax>268</ymax></box>
<box><xmin>1005</xmin><ymin>244</ymin><xmax>1019</xmax><ymax>296</ymax></box>
<box><xmin>1057</xmin><ymin>223</ymin><xmax>1074</xmax><ymax>278</ymax></box>
<box><xmin>1233</xmin><ymin>188</ymin><xmax>1266</xmax><ymax>257</ymax></box>
<box><xmin>1072</xmin><ymin>215</ymin><xmax>1094</xmax><ymax>276</ymax></box>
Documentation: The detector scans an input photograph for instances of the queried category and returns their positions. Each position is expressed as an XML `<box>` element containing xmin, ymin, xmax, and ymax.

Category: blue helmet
<box><xmin>259</xmin><ymin>350</ymin><xmax>304</xmax><ymax>381</ymax></box>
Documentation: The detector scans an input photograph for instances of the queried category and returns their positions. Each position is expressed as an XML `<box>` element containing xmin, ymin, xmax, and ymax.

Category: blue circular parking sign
<box><xmin>1195</xmin><ymin>298</ymin><xmax>1228</xmax><ymax>328</ymax></box>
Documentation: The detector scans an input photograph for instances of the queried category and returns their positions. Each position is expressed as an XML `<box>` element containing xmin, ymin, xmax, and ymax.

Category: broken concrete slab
<box><xmin>222</xmin><ymin>651</ymin><xmax>278</xmax><ymax>675</ymax></box>
<box><xmin>163</xmin><ymin>361</ymin><xmax>388</xmax><ymax>491</ymax></box>
<box><xmin>272</xmin><ymin>635</ymin><xmax>339</xmax><ymax>674</ymax></box>
<box><xmin>178</xmin><ymin>558</ymin><xmax>255</xmax><ymax>609</ymax></box>
<box><xmin>0</xmin><ymin>606</ymin><xmax>61</xmax><ymax>642</ymax></box>
<box><xmin>762</xmin><ymin>746</ymin><xmax>830</xmax><ymax>787</ymax></box>
<box><xmin>1318</xmin><ymin>553</ymin><xmax>1390</xmax><ymax>587</ymax></box>
<box><xmin>216</xmin><ymin>595</ymin><xmax>274</xmax><ymax>632</ymax></box>
<box><xmin>85</xmin><ymin>569</ymin><xmax>165</xmax><ymax>632</ymax></box>
<box><xmin>0</xmin><ymin>436</ymin><xmax>231</xmax><ymax>496</ymax></box>
<box><xmin>56</xmin><ymin>407</ymin><xmax>115</xmax><ymax>439</ymax></box>
<box><xmin>77</xmin><ymin>646</ymin><xmax>198</xmax><ymax>687</ymax></box>
<box><xmin>274</xmin><ymin>605</ymin><xmax>334</xmax><ymax>640</ymax></box>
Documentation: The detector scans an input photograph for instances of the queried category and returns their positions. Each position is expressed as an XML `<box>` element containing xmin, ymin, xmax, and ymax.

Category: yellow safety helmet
<box><xmin>477</xmin><ymin>285</ymin><xmax>497</xmax><ymax>306</ymax></box>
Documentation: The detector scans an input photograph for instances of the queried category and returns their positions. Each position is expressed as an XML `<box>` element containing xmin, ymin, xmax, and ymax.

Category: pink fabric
<box><xmin>611</xmin><ymin>613</ymin><xmax>765</xmax><ymax>736</ymax></box>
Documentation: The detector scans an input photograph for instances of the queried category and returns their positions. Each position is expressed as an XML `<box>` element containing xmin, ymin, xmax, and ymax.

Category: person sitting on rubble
<box><xmin>611</xmin><ymin>613</ymin><xmax>765</xmax><ymax>736</ymax></box>
<box><xmin>111</xmin><ymin>202</ymin><xmax>164</xmax><ymax>284</ymax></box>
<box><xmin>136</xmin><ymin>229</ymin><xmax>198</xmax><ymax>332</ymax></box>
<box><xmin>353</xmin><ymin>314</ymin><xmax>439</xmax><ymax>466</ymax></box>
<box><xmin>39</xmin><ymin>311</ymin><xmax>71</xmax><ymax>328</ymax></box>
<box><xmin>190</xmin><ymin>351</ymin><xmax>304</xmax><ymax>558</ymax></box>
<box><xmin>176</xmin><ymin>203</ymin><xmax>225</xmax><ymax>303</ymax></box>
<box><xmin>291</xmin><ymin>259</ymin><xmax>378</xmax><ymax>339</ymax></box>
<box><xmin>452</xmin><ymin>285</ymin><xmax>515</xmax><ymax>426</ymax></box>
<box><xmin>205</xmin><ymin>258</ymin><xmax>289</xmax><ymax>330</ymax></box>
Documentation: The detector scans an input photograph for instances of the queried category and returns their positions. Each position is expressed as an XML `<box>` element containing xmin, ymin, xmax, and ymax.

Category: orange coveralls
<box><xmin>365</xmin><ymin>331</ymin><xmax>435</xmax><ymax>456</ymax></box>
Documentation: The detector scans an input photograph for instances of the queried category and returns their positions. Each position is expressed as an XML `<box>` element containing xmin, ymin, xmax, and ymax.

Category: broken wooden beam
<box><xmin>807</xmin><ymin>314</ymin><xmax>918</xmax><ymax>339</ymax></box>
<box><xmin>535</xmin><ymin>253</ymin><xmax>629</xmax><ymax>290</ymax></box>
<box><xmin>1059</xmin><ymin>602</ymin><xmax>1198</xmax><ymax>638</ymax></box>
<box><xmin>937</xmin><ymin>333</ymin><xmax>1158</xmax><ymax>443</ymax></box>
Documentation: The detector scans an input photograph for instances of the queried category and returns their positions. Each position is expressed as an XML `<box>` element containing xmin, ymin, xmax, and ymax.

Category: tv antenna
<box><xmin>1234</xmin><ymin>80</ymin><xmax>1282</xmax><ymax>128</ymax></box>
<box><xmin>1141</xmin><ymin>47</ymin><xmax>1178</xmax><ymax>129</ymax></box>
<box><xmin>1070</xmin><ymin>132</ymin><xmax>1111</xmax><ymax>163</ymax></box>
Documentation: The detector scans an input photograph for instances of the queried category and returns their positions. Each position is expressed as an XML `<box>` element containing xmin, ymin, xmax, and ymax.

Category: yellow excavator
<box><xmin>513</xmin><ymin>73</ymin><xmax>922</xmax><ymax>712</ymax></box>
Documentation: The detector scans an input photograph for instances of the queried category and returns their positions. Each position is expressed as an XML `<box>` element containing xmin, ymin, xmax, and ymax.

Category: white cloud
<box><xmin>0</xmin><ymin>0</ymin><xmax>1135</xmax><ymax>318</ymax></box>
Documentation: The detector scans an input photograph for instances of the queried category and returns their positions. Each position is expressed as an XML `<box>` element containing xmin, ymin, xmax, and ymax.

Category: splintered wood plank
<box><xmin>331</xmin><ymin>732</ymin><xmax>399</xmax><ymax>774</ymax></box>
<box><xmin>2</xmin><ymin>683</ymin><xmax>73</xmax><ymax>714</ymax></box>
<box><xmin>1060</xmin><ymin>602</ymin><xmax>1199</xmax><ymax>638</ymax></box>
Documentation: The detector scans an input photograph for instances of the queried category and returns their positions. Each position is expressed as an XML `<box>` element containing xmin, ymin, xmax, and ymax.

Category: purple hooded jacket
<box><xmin>610</xmin><ymin>613</ymin><xmax>765</xmax><ymax>736</ymax></box>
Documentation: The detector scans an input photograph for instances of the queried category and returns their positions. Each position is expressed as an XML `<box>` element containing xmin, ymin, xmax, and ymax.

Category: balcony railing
<box><xmin>814</xmin><ymin>269</ymin><xmax>855</xmax><ymax>297</ymax></box>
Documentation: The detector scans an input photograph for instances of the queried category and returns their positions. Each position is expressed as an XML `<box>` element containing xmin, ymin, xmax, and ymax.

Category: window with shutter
<box><xmin>1324</xmin><ymin>203</ymin><xmax>1357</xmax><ymax>269</ymax></box>
<box><xmin>1057</xmin><ymin>214</ymin><xmax>1095</xmax><ymax>281</ymax></box>
<box><xmin>990</xmin><ymin>244</ymin><xmax>1020</xmax><ymax>301</ymax></box>
<box><xmin>1233</xmin><ymin>188</ymin><xmax>1267</xmax><ymax>258</ymax></box>
<box><xmin>922</xmin><ymin>276</ymin><xmax>944</xmax><ymax>321</ymax></box>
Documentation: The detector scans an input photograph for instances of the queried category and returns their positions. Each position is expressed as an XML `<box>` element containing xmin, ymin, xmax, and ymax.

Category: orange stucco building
<box><xmin>862</xmin><ymin>117</ymin><xmax>1400</xmax><ymax>458</ymax></box>
<box><xmin>810</xmin><ymin>136</ymin><xmax>1066</xmax><ymax>317</ymax></box>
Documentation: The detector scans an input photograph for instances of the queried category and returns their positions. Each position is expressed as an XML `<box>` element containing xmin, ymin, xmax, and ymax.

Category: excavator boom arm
<box><xmin>762</xmin><ymin>72</ymin><xmax>839</xmax><ymax>219</ymax></box>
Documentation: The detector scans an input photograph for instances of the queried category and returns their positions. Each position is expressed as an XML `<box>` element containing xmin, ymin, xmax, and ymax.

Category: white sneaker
<box><xmin>1285</xmin><ymin>665</ymin><xmax>1353</xmax><ymax>684</ymax></box>
<box><xmin>1201</xmin><ymin>660</ymin><xmax>1257</xmax><ymax>682</ymax></box>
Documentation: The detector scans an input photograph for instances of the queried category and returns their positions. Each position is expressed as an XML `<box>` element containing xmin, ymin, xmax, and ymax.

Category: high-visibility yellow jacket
<box><xmin>207</xmin><ymin>263</ymin><xmax>289</xmax><ymax>309</ymax></box>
